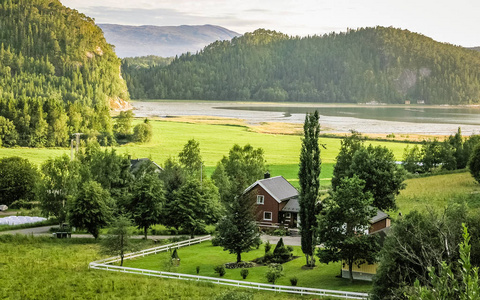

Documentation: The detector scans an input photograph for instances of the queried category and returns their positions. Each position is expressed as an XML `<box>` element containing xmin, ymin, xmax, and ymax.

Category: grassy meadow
<box><xmin>123</xmin><ymin>240</ymin><xmax>371</xmax><ymax>293</ymax></box>
<box><xmin>0</xmin><ymin>118</ymin><xmax>410</xmax><ymax>188</ymax></box>
<box><xmin>396</xmin><ymin>171</ymin><xmax>480</xmax><ymax>214</ymax></box>
<box><xmin>0</xmin><ymin>235</ymin><xmax>320</xmax><ymax>300</ymax></box>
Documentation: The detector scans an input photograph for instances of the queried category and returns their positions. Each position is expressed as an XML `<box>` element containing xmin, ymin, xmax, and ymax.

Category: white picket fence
<box><xmin>89</xmin><ymin>235</ymin><xmax>368</xmax><ymax>300</ymax></box>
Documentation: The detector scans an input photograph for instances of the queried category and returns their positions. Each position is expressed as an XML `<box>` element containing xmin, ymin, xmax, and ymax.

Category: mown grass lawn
<box><xmin>123</xmin><ymin>241</ymin><xmax>372</xmax><ymax>293</ymax></box>
<box><xmin>0</xmin><ymin>235</ymin><xmax>322</xmax><ymax>299</ymax></box>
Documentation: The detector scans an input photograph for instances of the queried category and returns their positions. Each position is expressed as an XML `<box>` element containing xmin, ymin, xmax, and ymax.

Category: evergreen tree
<box><xmin>216</xmin><ymin>193</ymin><xmax>261</xmax><ymax>263</ymax></box>
<box><xmin>298</xmin><ymin>110</ymin><xmax>321</xmax><ymax>267</ymax></box>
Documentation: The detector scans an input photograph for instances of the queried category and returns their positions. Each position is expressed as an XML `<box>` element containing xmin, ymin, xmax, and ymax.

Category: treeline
<box><xmin>0</xmin><ymin>0</ymin><xmax>128</xmax><ymax>147</ymax></box>
<box><xmin>403</xmin><ymin>128</ymin><xmax>480</xmax><ymax>174</ymax></box>
<box><xmin>122</xmin><ymin>27</ymin><xmax>480</xmax><ymax>104</ymax></box>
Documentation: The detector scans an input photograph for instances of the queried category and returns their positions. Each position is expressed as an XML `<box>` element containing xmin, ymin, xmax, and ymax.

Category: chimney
<box><xmin>264</xmin><ymin>172</ymin><xmax>270</xmax><ymax>179</ymax></box>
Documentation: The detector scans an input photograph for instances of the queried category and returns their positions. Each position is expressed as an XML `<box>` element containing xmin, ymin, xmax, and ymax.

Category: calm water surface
<box><xmin>133</xmin><ymin>101</ymin><xmax>480</xmax><ymax>135</ymax></box>
<box><xmin>222</xmin><ymin>106</ymin><xmax>480</xmax><ymax>125</ymax></box>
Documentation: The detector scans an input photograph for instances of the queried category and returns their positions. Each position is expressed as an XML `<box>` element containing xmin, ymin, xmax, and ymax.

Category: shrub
<box><xmin>211</xmin><ymin>236</ymin><xmax>221</xmax><ymax>246</ymax></box>
<box><xmin>240</xmin><ymin>268</ymin><xmax>249</xmax><ymax>279</ymax></box>
<box><xmin>290</xmin><ymin>276</ymin><xmax>298</xmax><ymax>286</ymax></box>
<box><xmin>271</xmin><ymin>238</ymin><xmax>293</xmax><ymax>263</ymax></box>
<box><xmin>264</xmin><ymin>240</ymin><xmax>272</xmax><ymax>253</ymax></box>
<box><xmin>215</xmin><ymin>290</ymin><xmax>253</xmax><ymax>300</ymax></box>
<box><xmin>266</xmin><ymin>264</ymin><xmax>284</xmax><ymax>284</ymax></box>
<box><xmin>132</xmin><ymin>119</ymin><xmax>153</xmax><ymax>143</ymax></box>
<box><xmin>224</xmin><ymin>262</ymin><xmax>254</xmax><ymax>269</ymax></box>
<box><xmin>196</xmin><ymin>266</ymin><xmax>200</xmax><ymax>274</ymax></box>
<box><xmin>272</xmin><ymin>228</ymin><xmax>287</xmax><ymax>236</ymax></box>
<box><xmin>214</xmin><ymin>265</ymin><xmax>226</xmax><ymax>277</ymax></box>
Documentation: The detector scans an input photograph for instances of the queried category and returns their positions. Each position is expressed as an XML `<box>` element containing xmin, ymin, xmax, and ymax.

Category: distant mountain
<box><xmin>98</xmin><ymin>24</ymin><xmax>240</xmax><ymax>58</ymax></box>
<box><xmin>470</xmin><ymin>47</ymin><xmax>480</xmax><ymax>52</ymax></box>
<box><xmin>122</xmin><ymin>27</ymin><xmax>480</xmax><ymax>104</ymax></box>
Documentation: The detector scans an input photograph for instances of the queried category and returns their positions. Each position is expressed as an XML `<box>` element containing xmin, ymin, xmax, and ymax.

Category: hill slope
<box><xmin>0</xmin><ymin>0</ymin><xmax>128</xmax><ymax>147</ymax></box>
<box><xmin>122</xmin><ymin>27</ymin><xmax>480</xmax><ymax>104</ymax></box>
<box><xmin>99</xmin><ymin>24</ymin><xmax>240</xmax><ymax>58</ymax></box>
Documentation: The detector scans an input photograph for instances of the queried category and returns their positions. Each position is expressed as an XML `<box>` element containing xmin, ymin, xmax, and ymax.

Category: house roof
<box><xmin>281</xmin><ymin>198</ymin><xmax>300</xmax><ymax>212</ymax></box>
<box><xmin>244</xmin><ymin>176</ymin><xmax>298</xmax><ymax>203</ymax></box>
<box><xmin>130</xmin><ymin>158</ymin><xmax>163</xmax><ymax>174</ymax></box>
<box><xmin>370</xmin><ymin>210</ymin><xmax>389</xmax><ymax>224</ymax></box>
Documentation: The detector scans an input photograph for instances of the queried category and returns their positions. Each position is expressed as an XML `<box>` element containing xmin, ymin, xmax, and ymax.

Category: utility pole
<box><xmin>70</xmin><ymin>133</ymin><xmax>83</xmax><ymax>160</ymax></box>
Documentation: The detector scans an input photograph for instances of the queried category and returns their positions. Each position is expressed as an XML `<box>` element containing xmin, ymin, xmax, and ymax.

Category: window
<box><xmin>264</xmin><ymin>211</ymin><xmax>272</xmax><ymax>221</ymax></box>
<box><xmin>285</xmin><ymin>213</ymin><xmax>291</xmax><ymax>218</ymax></box>
<box><xmin>257</xmin><ymin>195</ymin><xmax>264</xmax><ymax>205</ymax></box>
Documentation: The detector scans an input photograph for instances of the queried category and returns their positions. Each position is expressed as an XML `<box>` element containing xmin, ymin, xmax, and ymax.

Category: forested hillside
<box><xmin>0</xmin><ymin>0</ymin><xmax>129</xmax><ymax>147</ymax></box>
<box><xmin>123</xmin><ymin>27</ymin><xmax>480</xmax><ymax>104</ymax></box>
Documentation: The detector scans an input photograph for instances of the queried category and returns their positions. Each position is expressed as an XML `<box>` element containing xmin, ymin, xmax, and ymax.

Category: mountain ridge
<box><xmin>98</xmin><ymin>24</ymin><xmax>240</xmax><ymax>58</ymax></box>
<box><xmin>121</xmin><ymin>27</ymin><xmax>480</xmax><ymax>104</ymax></box>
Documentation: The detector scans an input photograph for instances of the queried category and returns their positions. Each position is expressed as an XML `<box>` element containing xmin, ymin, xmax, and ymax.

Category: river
<box><xmin>132</xmin><ymin>101</ymin><xmax>480</xmax><ymax>136</ymax></box>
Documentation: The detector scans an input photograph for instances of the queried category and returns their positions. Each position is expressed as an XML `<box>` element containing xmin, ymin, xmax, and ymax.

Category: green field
<box><xmin>0</xmin><ymin>119</ymin><xmax>410</xmax><ymax>188</ymax></box>
<box><xmin>396</xmin><ymin>171</ymin><xmax>480</xmax><ymax>214</ymax></box>
<box><xmin>123</xmin><ymin>241</ymin><xmax>371</xmax><ymax>293</ymax></box>
<box><xmin>0</xmin><ymin>235</ymin><xmax>320</xmax><ymax>299</ymax></box>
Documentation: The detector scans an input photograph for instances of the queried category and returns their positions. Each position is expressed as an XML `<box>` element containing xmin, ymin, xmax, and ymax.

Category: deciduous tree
<box><xmin>317</xmin><ymin>176</ymin><xmax>378</xmax><ymax>283</ymax></box>
<box><xmin>37</xmin><ymin>155</ymin><xmax>80</xmax><ymax>224</ymax></box>
<box><xmin>129</xmin><ymin>173</ymin><xmax>164</xmax><ymax>239</ymax></box>
<box><xmin>0</xmin><ymin>156</ymin><xmax>39</xmax><ymax>207</ymax></box>
<box><xmin>69</xmin><ymin>180</ymin><xmax>112</xmax><ymax>239</ymax></box>
<box><xmin>298</xmin><ymin>110</ymin><xmax>321</xmax><ymax>267</ymax></box>
<box><xmin>100</xmin><ymin>215</ymin><xmax>136</xmax><ymax>266</ymax></box>
<box><xmin>212</xmin><ymin>144</ymin><xmax>266</xmax><ymax>203</ymax></box>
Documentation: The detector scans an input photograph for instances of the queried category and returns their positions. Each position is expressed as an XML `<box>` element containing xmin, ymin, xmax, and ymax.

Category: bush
<box><xmin>215</xmin><ymin>291</ymin><xmax>253</xmax><ymax>300</ymax></box>
<box><xmin>214</xmin><ymin>265</ymin><xmax>226</xmax><ymax>277</ymax></box>
<box><xmin>211</xmin><ymin>236</ymin><xmax>221</xmax><ymax>246</ymax></box>
<box><xmin>290</xmin><ymin>276</ymin><xmax>298</xmax><ymax>286</ymax></box>
<box><xmin>272</xmin><ymin>228</ymin><xmax>288</xmax><ymax>236</ymax></box>
<box><xmin>9</xmin><ymin>200</ymin><xmax>37</xmax><ymax>210</ymax></box>
<box><xmin>240</xmin><ymin>268</ymin><xmax>249</xmax><ymax>279</ymax></box>
<box><xmin>132</xmin><ymin>119</ymin><xmax>152</xmax><ymax>143</ymax></box>
<box><xmin>264</xmin><ymin>240</ymin><xmax>272</xmax><ymax>253</ymax></box>
<box><xmin>224</xmin><ymin>262</ymin><xmax>254</xmax><ymax>269</ymax></box>
<box><xmin>266</xmin><ymin>264</ymin><xmax>284</xmax><ymax>284</ymax></box>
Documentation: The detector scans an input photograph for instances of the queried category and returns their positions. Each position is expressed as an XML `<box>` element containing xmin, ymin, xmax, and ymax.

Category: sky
<box><xmin>60</xmin><ymin>0</ymin><xmax>480</xmax><ymax>47</ymax></box>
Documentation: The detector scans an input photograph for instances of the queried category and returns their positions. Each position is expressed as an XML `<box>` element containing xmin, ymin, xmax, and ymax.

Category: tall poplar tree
<box><xmin>298</xmin><ymin>110</ymin><xmax>321</xmax><ymax>267</ymax></box>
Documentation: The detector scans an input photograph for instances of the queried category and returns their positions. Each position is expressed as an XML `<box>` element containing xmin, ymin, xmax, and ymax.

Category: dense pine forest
<box><xmin>0</xmin><ymin>0</ymin><xmax>128</xmax><ymax>147</ymax></box>
<box><xmin>122</xmin><ymin>27</ymin><xmax>480</xmax><ymax>104</ymax></box>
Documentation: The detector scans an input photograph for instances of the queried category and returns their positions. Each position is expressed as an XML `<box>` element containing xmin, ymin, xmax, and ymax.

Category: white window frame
<box><xmin>264</xmin><ymin>211</ymin><xmax>272</xmax><ymax>221</ymax></box>
<box><xmin>256</xmin><ymin>195</ymin><xmax>264</xmax><ymax>205</ymax></box>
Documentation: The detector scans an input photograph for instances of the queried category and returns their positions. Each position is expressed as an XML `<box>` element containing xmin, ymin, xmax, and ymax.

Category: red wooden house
<box><xmin>243</xmin><ymin>175</ymin><xmax>299</xmax><ymax>228</ymax></box>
